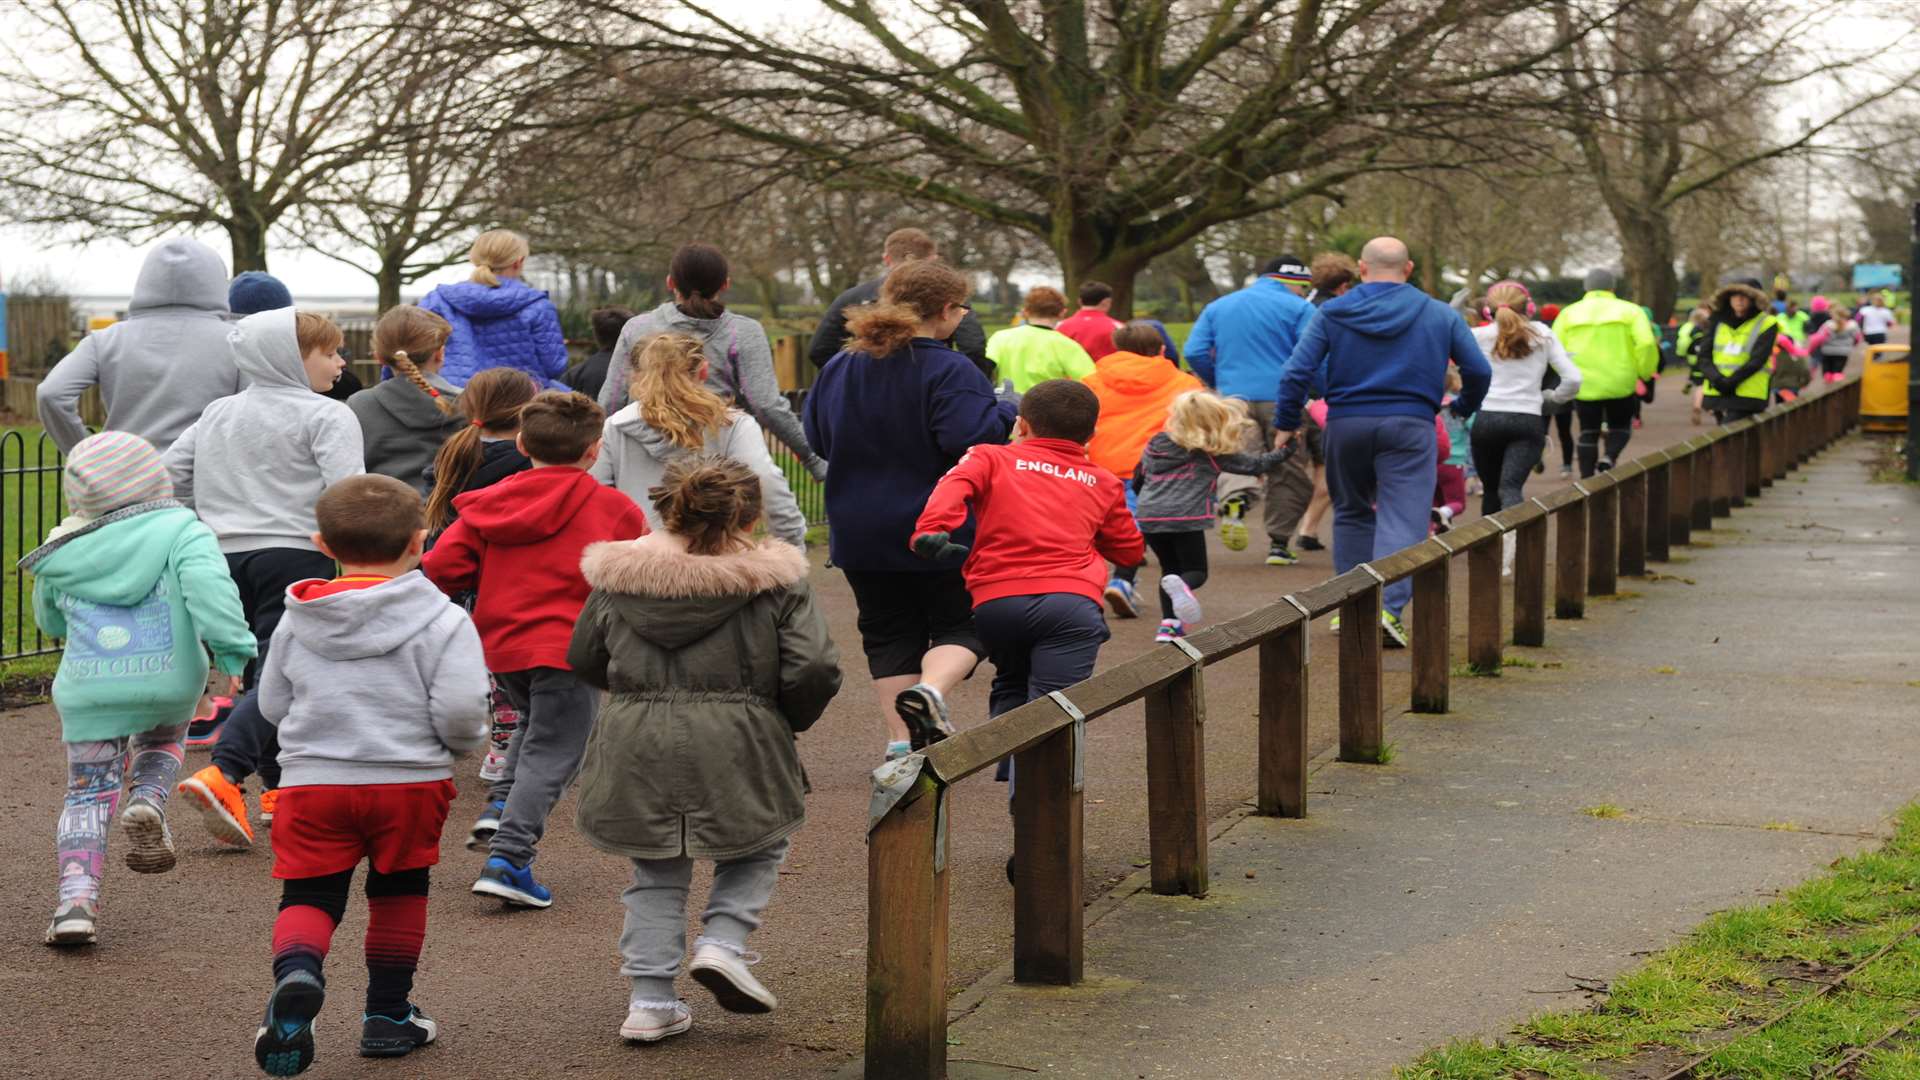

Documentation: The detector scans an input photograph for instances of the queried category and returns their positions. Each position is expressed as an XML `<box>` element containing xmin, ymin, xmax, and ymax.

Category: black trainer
<box><xmin>360</xmin><ymin>1006</ymin><xmax>438</xmax><ymax>1058</ymax></box>
<box><xmin>1297</xmin><ymin>535</ymin><xmax>1325</xmax><ymax>552</ymax></box>
<box><xmin>1265</xmin><ymin>543</ymin><xmax>1299</xmax><ymax>567</ymax></box>
<box><xmin>254</xmin><ymin>969</ymin><xmax>325</xmax><ymax>1077</ymax></box>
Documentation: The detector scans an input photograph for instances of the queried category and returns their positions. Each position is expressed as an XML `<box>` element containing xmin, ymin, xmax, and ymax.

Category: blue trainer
<box><xmin>1103</xmin><ymin>578</ymin><xmax>1139</xmax><ymax>619</ymax></box>
<box><xmin>471</xmin><ymin>856</ymin><xmax>552</xmax><ymax>908</ymax></box>
<box><xmin>465</xmin><ymin>799</ymin><xmax>505</xmax><ymax>850</ymax></box>
<box><xmin>253</xmin><ymin>968</ymin><xmax>325</xmax><ymax>1076</ymax></box>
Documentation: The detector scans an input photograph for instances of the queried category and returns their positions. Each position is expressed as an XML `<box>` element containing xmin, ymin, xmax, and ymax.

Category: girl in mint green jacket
<box><xmin>20</xmin><ymin>432</ymin><xmax>255</xmax><ymax>946</ymax></box>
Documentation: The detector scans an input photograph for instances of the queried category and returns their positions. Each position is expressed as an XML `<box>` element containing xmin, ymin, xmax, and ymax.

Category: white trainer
<box><xmin>1160</xmin><ymin>573</ymin><xmax>1203</xmax><ymax>625</ymax></box>
<box><xmin>620</xmin><ymin>999</ymin><xmax>691</xmax><ymax>1043</ymax></box>
<box><xmin>688</xmin><ymin>937</ymin><xmax>777</xmax><ymax>1014</ymax></box>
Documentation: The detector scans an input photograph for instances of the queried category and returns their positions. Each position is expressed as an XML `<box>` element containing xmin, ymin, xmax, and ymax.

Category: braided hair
<box><xmin>373</xmin><ymin>304</ymin><xmax>454</xmax><ymax>415</ymax></box>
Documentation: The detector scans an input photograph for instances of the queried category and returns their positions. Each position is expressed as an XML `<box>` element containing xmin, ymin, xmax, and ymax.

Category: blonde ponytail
<box><xmin>633</xmin><ymin>333</ymin><xmax>732</xmax><ymax>450</ymax></box>
<box><xmin>1486</xmin><ymin>282</ymin><xmax>1541</xmax><ymax>360</ymax></box>
<box><xmin>373</xmin><ymin>304</ymin><xmax>455</xmax><ymax>414</ymax></box>
<box><xmin>468</xmin><ymin>229</ymin><xmax>531</xmax><ymax>288</ymax></box>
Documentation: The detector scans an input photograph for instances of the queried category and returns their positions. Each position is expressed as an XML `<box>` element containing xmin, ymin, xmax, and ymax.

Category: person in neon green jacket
<box><xmin>23</xmin><ymin>431</ymin><xmax>256</xmax><ymax>945</ymax></box>
<box><xmin>1551</xmin><ymin>269</ymin><xmax>1659</xmax><ymax>476</ymax></box>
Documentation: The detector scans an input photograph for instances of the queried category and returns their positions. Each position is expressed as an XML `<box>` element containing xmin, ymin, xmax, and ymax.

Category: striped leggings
<box><xmin>57</xmin><ymin>722</ymin><xmax>187</xmax><ymax>904</ymax></box>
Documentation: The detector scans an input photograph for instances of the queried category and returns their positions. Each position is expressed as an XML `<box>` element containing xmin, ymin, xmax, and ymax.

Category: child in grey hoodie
<box><xmin>166</xmin><ymin>308</ymin><xmax>365</xmax><ymax>850</ymax></box>
<box><xmin>37</xmin><ymin>237</ymin><xmax>243</xmax><ymax>454</ymax></box>
<box><xmin>251</xmin><ymin>474</ymin><xmax>489</xmax><ymax>1076</ymax></box>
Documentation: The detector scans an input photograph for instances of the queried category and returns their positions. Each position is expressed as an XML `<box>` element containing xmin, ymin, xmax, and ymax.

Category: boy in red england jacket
<box><xmin>910</xmin><ymin>379</ymin><xmax>1144</xmax><ymax>745</ymax></box>
<box><xmin>423</xmin><ymin>391</ymin><xmax>647</xmax><ymax>909</ymax></box>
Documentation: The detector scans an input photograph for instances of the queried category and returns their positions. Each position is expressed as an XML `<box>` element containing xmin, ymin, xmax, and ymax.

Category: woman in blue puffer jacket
<box><xmin>420</xmin><ymin>230</ymin><xmax>570</xmax><ymax>388</ymax></box>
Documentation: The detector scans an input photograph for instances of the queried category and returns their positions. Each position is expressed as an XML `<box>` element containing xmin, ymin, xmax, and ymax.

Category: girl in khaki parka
<box><xmin>568</xmin><ymin>458</ymin><xmax>840</xmax><ymax>1045</ymax></box>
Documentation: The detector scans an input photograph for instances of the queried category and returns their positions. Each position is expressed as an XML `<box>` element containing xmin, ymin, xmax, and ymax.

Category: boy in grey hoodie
<box><xmin>37</xmin><ymin>237</ymin><xmax>244</xmax><ymax>454</ymax></box>
<box><xmin>167</xmin><ymin>308</ymin><xmax>365</xmax><ymax>849</ymax></box>
<box><xmin>251</xmin><ymin>474</ymin><xmax>489</xmax><ymax>1076</ymax></box>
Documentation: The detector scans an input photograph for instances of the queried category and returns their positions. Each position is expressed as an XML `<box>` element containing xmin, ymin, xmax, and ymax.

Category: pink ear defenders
<box><xmin>1479</xmin><ymin>280</ymin><xmax>1537</xmax><ymax>321</ymax></box>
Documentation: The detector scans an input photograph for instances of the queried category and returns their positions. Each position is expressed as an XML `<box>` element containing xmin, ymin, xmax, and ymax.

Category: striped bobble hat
<box><xmin>63</xmin><ymin>431</ymin><xmax>172</xmax><ymax>520</ymax></box>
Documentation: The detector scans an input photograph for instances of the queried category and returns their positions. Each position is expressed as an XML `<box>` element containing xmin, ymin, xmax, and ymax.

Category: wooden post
<box><xmin>866</xmin><ymin>776</ymin><xmax>949</xmax><ymax>1080</ymax></box>
<box><xmin>1145</xmin><ymin>664</ymin><xmax>1208</xmax><ymax>896</ymax></box>
<box><xmin>1554</xmin><ymin>499</ymin><xmax>1587</xmax><ymax>619</ymax></box>
<box><xmin>1645</xmin><ymin>460</ymin><xmax>1670</xmax><ymax>561</ymax></box>
<box><xmin>1760</xmin><ymin>413</ymin><xmax>1779</xmax><ymax>483</ymax></box>
<box><xmin>1012</xmin><ymin>724</ymin><xmax>1081</xmax><ymax>985</ymax></box>
<box><xmin>1669</xmin><ymin>449</ymin><xmax>1692</xmax><ymax>547</ymax></box>
<box><xmin>1785</xmin><ymin>407</ymin><xmax>1803</xmax><ymax>468</ymax></box>
<box><xmin>1617</xmin><ymin>472</ymin><xmax>1647</xmax><ymax>577</ymax></box>
<box><xmin>1727</xmin><ymin>430</ymin><xmax>1748</xmax><ymax>508</ymax></box>
<box><xmin>1513</xmin><ymin>515</ymin><xmax>1548</xmax><ymax>647</ymax></box>
<box><xmin>1410</xmin><ymin>559</ymin><xmax>1450</xmax><ymax>712</ymax></box>
<box><xmin>1587</xmin><ymin>484</ymin><xmax>1618</xmax><ymax>596</ymax></box>
<box><xmin>1710</xmin><ymin>437</ymin><xmax>1733</xmax><ymax>517</ymax></box>
<box><xmin>1257</xmin><ymin>623</ymin><xmax>1308</xmax><ymax>818</ymax></box>
<box><xmin>1691</xmin><ymin>441</ymin><xmax>1714</xmax><ymax>530</ymax></box>
<box><xmin>1743</xmin><ymin>425</ymin><xmax>1763</xmax><ymax>499</ymax></box>
<box><xmin>1467</xmin><ymin>536</ymin><xmax>1502</xmax><ymax>673</ymax></box>
<box><xmin>1337</xmin><ymin>584</ymin><xmax>1385</xmax><ymax>762</ymax></box>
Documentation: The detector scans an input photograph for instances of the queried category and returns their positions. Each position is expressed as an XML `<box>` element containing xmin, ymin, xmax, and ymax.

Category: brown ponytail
<box><xmin>649</xmin><ymin>457</ymin><xmax>762</xmax><ymax>556</ymax></box>
<box><xmin>424</xmin><ymin>368</ymin><xmax>539</xmax><ymax>531</ymax></box>
<box><xmin>1485</xmin><ymin>282</ymin><xmax>1541</xmax><ymax>360</ymax></box>
<box><xmin>845</xmin><ymin>260</ymin><xmax>969</xmax><ymax>357</ymax></box>
<box><xmin>374</xmin><ymin>305</ymin><xmax>455</xmax><ymax>413</ymax></box>
<box><xmin>669</xmin><ymin>243</ymin><xmax>729</xmax><ymax>319</ymax></box>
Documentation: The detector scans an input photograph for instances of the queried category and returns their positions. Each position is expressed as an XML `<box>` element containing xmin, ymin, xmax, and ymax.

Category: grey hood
<box><xmin>129</xmin><ymin>238</ymin><xmax>230</xmax><ymax>319</ymax></box>
<box><xmin>228</xmin><ymin>307</ymin><xmax>309</xmax><ymax>390</ymax></box>
<box><xmin>361</xmin><ymin>372</ymin><xmax>461</xmax><ymax>431</ymax></box>
<box><xmin>608</xmin><ymin>401</ymin><xmax>694</xmax><ymax>462</ymax></box>
<box><xmin>278</xmin><ymin>571</ymin><xmax>452</xmax><ymax>661</ymax></box>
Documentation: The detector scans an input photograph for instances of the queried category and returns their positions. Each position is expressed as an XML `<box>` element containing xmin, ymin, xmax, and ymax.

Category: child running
<box><xmin>422</xmin><ymin>367</ymin><xmax>539</xmax><ymax>782</ymax></box>
<box><xmin>1131</xmin><ymin>390</ymin><xmax>1293</xmax><ymax>642</ymax></box>
<box><xmin>569</xmin><ymin>458</ymin><xmax>841</xmax><ymax>1043</ymax></box>
<box><xmin>26</xmin><ymin>432</ymin><xmax>256</xmax><ymax>946</ymax></box>
<box><xmin>251</xmin><ymin>475</ymin><xmax>490</xmax><ymax>1076</ymax></box>
<box><xmin>348</xmin><ymin>304</ymin><xmax>465</xmax><ymax>493</ymax></box>
<box><xmin>423</xmin><ymin>390</ymin><xmax>647</xmax><ymax>908</ymax></box>
<box><xmin>168</xmin><ymin>308</ymin><xmax>363</xmax><ymax>849</ymax></box>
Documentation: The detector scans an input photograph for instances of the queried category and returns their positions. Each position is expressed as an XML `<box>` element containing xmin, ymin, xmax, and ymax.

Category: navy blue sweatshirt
<box><xmin>803</xmin><ymin>338</ymin><xmax>1016</xmax><ymax>573</ymax></box>
<box><xmin>1275</xmin><ymin>282</ymin><xmax>1491</xmax><ymax>430</ymax></box>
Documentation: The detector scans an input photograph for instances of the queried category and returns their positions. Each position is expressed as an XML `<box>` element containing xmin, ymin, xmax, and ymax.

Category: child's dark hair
<box><xmin>1078</xmin><ymin>281</ymin><xmax>1113</xmax><ymax>307</ymax></box>
<box><xmin>649</xmin><ymin>457</ymin><xmax>762</xmax><ymax>556</ymax></box>
<box><xmin>425</xmin><ymin>368</ymin><xmax>539</xmax><ymax>531</ymax></box>
<box><xmin>591</xmin><ymin>307</ymin><xmax>633</xmax><ymax>351</ymax></box>
<box><xmin>316</xmin><ymin>475</ymin><xmax>423</xmax><ymax>564</ymax></box>
<box><xmin>1020</xmin><ymin>379</ymin><xmax>1100</xmax><ymax>443</ymax></box>
<box><xmin>1111</xmin><ymin>320</ymin><xmax>1164</xmax><ymax>356</ymax></box>
<box><xmin>669</xmin><ymin>244</ymin><xmax>729</xmax><ymax>319</ymax></box>
<box><xmin>519</xmin><ymin>390</ymin><xmax>604</xmax><ymax>464</ymax></box>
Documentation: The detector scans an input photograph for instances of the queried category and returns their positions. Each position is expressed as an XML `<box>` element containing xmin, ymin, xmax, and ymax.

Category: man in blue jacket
<box><xmin>1185</xmin><ymin>255</ymin><xmax>1318</xmax><ymax>565</ymax></box>
<box><xmin>1275</xmin><ymin>237</ymin><xmax>1491</xmax><ymax>645</ymax></box>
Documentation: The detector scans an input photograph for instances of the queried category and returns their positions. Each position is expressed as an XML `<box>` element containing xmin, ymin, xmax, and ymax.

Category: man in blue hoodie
<box><xmin>1185</xmin><ymin>255</ymin><xmax>1318</xmax><ymax>565</ymax></box>
<box><xmin>1274</xmin><ymin>237</ymin><xmax>1491</xmax><ymax>645</ymax></box>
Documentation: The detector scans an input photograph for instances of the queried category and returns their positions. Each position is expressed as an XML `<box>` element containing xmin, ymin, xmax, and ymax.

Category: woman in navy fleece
<box><xmin>803</xmin><ymin>261</ymin><xmax>1016</xmax><ymax>761</ymax></box>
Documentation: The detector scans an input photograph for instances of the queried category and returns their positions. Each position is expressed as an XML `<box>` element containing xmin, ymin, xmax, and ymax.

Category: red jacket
<box><xmin>1056</xmin><ymin>308</ymin><xmax>1125</xmax><ymax>361</ymax></box>
<box><xmin>423</xmin><ymin>467</ymin><xmax>647</xmax><ymax>671</ymax></box>
<box><xmin>913</xmin><ymin>438</ymin><xmax>1143</xmax><ymax>606</ymax></box>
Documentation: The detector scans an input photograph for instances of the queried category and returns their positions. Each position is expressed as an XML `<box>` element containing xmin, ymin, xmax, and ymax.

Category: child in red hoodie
<box><xmin>423</xmin><ymin>391</ymin><xmax>647</xmax><ymax>909</ymax></box>
<box><xmin>910</xmin><ymin>379</ymin><xmax>1144</xmax><ymax>749</ymax></box>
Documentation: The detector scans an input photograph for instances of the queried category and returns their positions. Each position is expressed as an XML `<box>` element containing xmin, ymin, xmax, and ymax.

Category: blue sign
<box><xmin>1852</xmin><ymin>264</ymin><xmax>1903</xmax><ymax>290</ymax></box>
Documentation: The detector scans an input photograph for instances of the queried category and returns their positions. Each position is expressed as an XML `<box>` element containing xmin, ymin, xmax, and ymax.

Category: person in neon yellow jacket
<box><xmin>1551</xmin><ymin>269</ymin><xmax>1659</xmax><ymax>476</ymax></box>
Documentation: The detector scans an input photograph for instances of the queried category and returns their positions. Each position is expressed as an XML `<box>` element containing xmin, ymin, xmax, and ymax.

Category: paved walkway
<box><xmin>940</xmin><ymin>435</ymin><xmax>1920</xmax><ymax>1078</ymax></box>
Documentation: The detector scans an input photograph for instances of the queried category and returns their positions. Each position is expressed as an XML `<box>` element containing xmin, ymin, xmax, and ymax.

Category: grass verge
<box><xmin>1397</xmin><ymin>802</ymin><xmax>1920</xmax><ymax>1079</ymax></box>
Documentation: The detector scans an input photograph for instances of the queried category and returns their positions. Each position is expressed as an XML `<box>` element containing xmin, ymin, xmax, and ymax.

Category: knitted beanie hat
<box><xmin>1261</xmin><ymin>254</ymin><xmax>1311</xmax><ymax>286</ymax></box>
<box><xmin>63</xmin><ymin>431</ymin><xmax>172</xmax><ymax>520</ymax></box>
<box><xmin>228</xmin><ymin>271</ymin><xmax>294</xmax><ymax>316</ymax></box>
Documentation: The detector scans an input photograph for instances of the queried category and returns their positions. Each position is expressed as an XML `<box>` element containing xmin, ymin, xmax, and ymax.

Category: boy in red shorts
<box><xmin>251</xmin><ymin>475</ymin><xmax>490</xmax><ymax>1076</ymax></box>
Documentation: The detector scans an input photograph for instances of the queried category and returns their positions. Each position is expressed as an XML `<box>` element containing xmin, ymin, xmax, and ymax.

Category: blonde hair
<box><xmin>468</xmin><ymin>229</ymin><xmax>530</xmax><ymax>288</ymax></box>
<box><xmin>294</xmin><ymin>311</ymin><xmax>343</xmax><ymax>357</ymax></box>
<box><xmin>1164</xmin><ymin>390</ymin><xmax>1255</xmax><ymax>456</ymax></box>
<box><xmin>845</xmin><ymin>261</ymin><xmax>969</xmax><ymax>357</ymax></box>
<box><xmin>424</xmin><ymin>368</ymin><xmax>538</xmax><ymax>531</ymax></box>
<box><xmin>632</xmin><ymin>333</ymin><xmax>733</xmax><ymax>451</ymax></box>
<box><xmin>1486</xmin><ymin>282</ymin><xmax>1541</xmax><ymax>360</ymax></box>
<box><xmin>374</xmin><ymin>305</ymin><xmax>454</xmax><ymax>415</ymax></box>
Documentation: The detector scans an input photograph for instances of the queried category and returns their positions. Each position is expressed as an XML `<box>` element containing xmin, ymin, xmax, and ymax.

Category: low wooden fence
<box><xmin>863</xmin><ymin>378</ymin><xmax>1865</xmax><ymax>1078</ymax></box>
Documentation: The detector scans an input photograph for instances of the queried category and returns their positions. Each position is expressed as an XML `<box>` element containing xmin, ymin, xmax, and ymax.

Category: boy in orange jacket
<box><xmin>909</xmin><ymin>380</ymin><xmax>1144</xmax><ymax>746</ymax></box>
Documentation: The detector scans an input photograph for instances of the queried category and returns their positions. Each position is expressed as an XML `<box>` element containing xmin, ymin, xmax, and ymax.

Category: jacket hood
<box><xmin>228</xmin><ymin>307</ymin><xmax>309</xmax><ymax>390</ymax></box>
<box><xmin>22</xmin><ymin>505</ymin><xmax>198</xmax><ymax>605</ymax></box>
<box><xmin>1090</xmin><ymin>350</ymin><xmax>1182</xmax><ymax>393</ymax></box>
<box><xmin>430</xmin><ymin>279</ymin><xmax>552</xmax><ymax>319</ymax></box>
<box><xmin>1710</xmin><ymin>283</ymin><xmax>1771</xmax><ymax>325</ymax></box>
<box><xmin>581</xmin><ymin>533</ymin><xmax>808</xmax><ymax>650</ymax></box>
<box><xmin>606</xmin><ymin>401</ymin><xmax>728</xmax><ymax>463</ymax></box>
<box><xmin>642</xmin><ymin>301</ymin><xmax>727</xmax><ymax>335</ymax></box>
<box><xmin>1318</xmin><ymin>281</ymin><xmax>1433</xmax><ymax>338</ymax></box>
<box><xmin>366</xmin><ymin>373</ymin><xmax>461</xmax><ymax>430</ymax></box>
<box><xmin>451</xmin><ymin>466</ymin><xmax>605</xmax><ymax>545</ymax></box>
<box><xmin>281</xmin><ymin>571</ymin><xmax>455</xmax><ymax>661</ymax></box>
<box><xmin>129</xmin><ymin>238</ymin><xmax>230</xmax><ymax>318</ymax></box>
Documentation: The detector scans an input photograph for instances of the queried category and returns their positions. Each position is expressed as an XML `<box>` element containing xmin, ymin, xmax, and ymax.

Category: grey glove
<box><xmin>804</xmin><ymin>454</ymin><xmax>829</xmax><ymax>482</ymax></box>
<box><xmin>995</xmin><ymin>379</ymin><xmax>1021</xmax><ymax>408</ymax></box>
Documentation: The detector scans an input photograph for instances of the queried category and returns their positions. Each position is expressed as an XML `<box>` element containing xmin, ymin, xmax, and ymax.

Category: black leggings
<box><xmin>1145</xmin><ymin>531</ymin><xmax>1209</xmax><ymax>620</ymax></box>
<box><xmin>1470</xmin><ymin>411</ymin><xmax>1547</xmax><ymax>516</ymax></box>
<box><xmin>1542</xmin><ymin>410</ymin><xmax>1574</xmax><ymax>468</ymax></box>
<box><xmin>1574</xmin><ymin>397</ymin><xmax>1637</xmax><ymax>477</ymax></box>
<box><xmin>1819</xmin><ymin>350</ymin><xmax>1849</xmax><ymax>377</ymax></box>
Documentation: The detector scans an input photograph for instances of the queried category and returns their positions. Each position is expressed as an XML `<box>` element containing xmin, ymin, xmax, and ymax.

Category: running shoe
<box><xmin>471</xmin><ymin>856</ymin><xmax>553</xmax><ymax>908</ymax></box>
<box><xmin>176</xmin><ymin>765</ymin><xmax>254</xmax><ymax>847</ymax></box>
<box><xmin>1431</xmin><ymin>506</ymin><xmax>1454</xmax><ymax>532</ymax></box>
<box><xmin>1265</xmin><ymin>543</ymin><xmax>1299</xmax><ymax>567</ymax></box>
<box><xmin>1160</xmin><ymin>573</ymin><xmax>1203</xmax><ymax>625</ymax></box>
<box><xmin>120</xmin><ymin>796</ymin><xmax>176</xmax><ymax>874</ymax></box>
<box><xmin>477</xmin><ymin>749</ymin><xmax>508</xmax><ymax>784</ymax></box>
<box><xmin>360</xmin><ymin>1006</ymin><xmax>438</xmax><ymax>1058</ymax></box>
<box><xmin>895</xmin><ymin>683</ymin><xmax>954</xmax><ymax>751</ymax></box>
<box><xmin>1154</xmin><ymin>619</ymin><xmax>1185</xmax><ymax>644</ymax></box>
<box><xmin>689</xmin><ymin>937</ymin><xmax>777</xmax><ymax>1013</ymax></box>
<box><xmin>466</xmin><ymin>799</ymin><xmax>505</xmax><ymax>850</ymax></box>
<box><xmin>44</xmin><ymin>899</ymin><xmax>97</xmax><ymax>947</ymax></box>
<box><xmin>1381</xmin><ymin>610</ymin><xmax>1410</xmax><ymax>649</ymax></box>
<box><xmin>254</xmin><ymin>968</ymin><xmax>325</xmax><ymax>1076</ymax></box>
<box><xmin>258</xmin><ymin>787</ymin><xmax>278</xmax><ymax>826</ymax></box>
<box><xmin>1103</xmin><ymin>578</ymin><xmax>1140</xmax><ymax>619</ymax></box>
<box><xmin>1297</xmin><ymin>535</ymin><xmax>1325</xmax><ymax>552</ymax></box>
<box><xmin>1329</xmin><ymin>614</ymin><xmax>1340</xmax><ymax>635</ymax></box>
<box><xmin>1219</xmin><ymin>493</ymin><xmax>1250</xmax><ymax>552</ymax></box>
<box><xmin>184</xmin><ymin>695</ymin><xmax>234</xmax><ymax>749</ymax></box>
<box><xmin>621</xmin><ymin>999</ymin><xmax>692</xmax><ymax>1043</ymax></box>
<box><xmin>1559</xmin><ymin>465</ymin><xmax>1574</xmax><ymax>478</ymax></box>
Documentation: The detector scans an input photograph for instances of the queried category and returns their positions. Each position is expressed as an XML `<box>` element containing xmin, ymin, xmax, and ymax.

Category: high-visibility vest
<box><xmin>1706</xmin><ymin>315</ymin><xmax>1775</xmax><ymax>401</ymax></box>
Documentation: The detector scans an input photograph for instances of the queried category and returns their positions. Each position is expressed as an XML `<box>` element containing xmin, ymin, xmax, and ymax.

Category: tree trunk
<box><xmin>228</xmin><ymin>216</ymin><xmax>269</xmax><ymax>274</ymax></box>
<box><xmin>1619</xmin><ymin>212</ymin><xmax>1679</xmax><ymax>322</ymax></box>
<box><xmin>376</xmin><ymin>259</ymin><xmax>403</xmax><ymax>314</ymax></box>
<box><xmin>754</xmin><ymin>275</ymin><xmax>782</xmax><ymax>319</ymax></box>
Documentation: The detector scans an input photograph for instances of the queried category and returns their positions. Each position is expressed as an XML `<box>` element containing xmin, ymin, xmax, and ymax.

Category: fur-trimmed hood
<box><xmin>580</xmin><ymin>533</ymin><xmax>811</xmax><ymax>650</ymax></box>
<box><xmin>1711</xmin><ymin>282</ymin><xmax>1771</xmax><ymax>326</ymax></box>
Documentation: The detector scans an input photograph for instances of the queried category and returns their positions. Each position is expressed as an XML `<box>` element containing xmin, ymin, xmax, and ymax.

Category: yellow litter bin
<box><xmin>1860</xmin><ymin>344</ymin><xmax>1910</xmax><ymax>433</ymax></box>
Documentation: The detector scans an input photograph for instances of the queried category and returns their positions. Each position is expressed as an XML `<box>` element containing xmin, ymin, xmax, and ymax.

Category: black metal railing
<box><xmin>2</xmin><ymin>428</ymin><xmax>68</xmax><ymax>660</ymax></box>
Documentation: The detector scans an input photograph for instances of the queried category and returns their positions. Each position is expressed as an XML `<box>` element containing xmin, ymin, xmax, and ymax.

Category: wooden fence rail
<box><xmin>864</xmin><ymin>378</ymin><xmax>1865</xmax><ymax>1078</ymax></box>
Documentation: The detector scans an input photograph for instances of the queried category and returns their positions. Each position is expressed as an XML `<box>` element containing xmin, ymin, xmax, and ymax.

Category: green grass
<box><xmin>1396</xmin><ymin>802</ymin><xmax>1920</xmax><ymax>1079</ymax></box>
<box><xmin>2</xmin><ymin>423</ymin><xmax>63</xmax><ymax>660</ymax></box>
<box><xmin>1580</xmin><ymin>803</ymin><xmax>1628</xmax><ymax>819</ymax></box>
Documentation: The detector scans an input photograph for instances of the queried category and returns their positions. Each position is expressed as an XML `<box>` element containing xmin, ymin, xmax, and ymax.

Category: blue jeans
<box><xmin>1323</xmin><ymin>414</ymin><xmax>1438</xmax><ymax>617</ymax></box>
